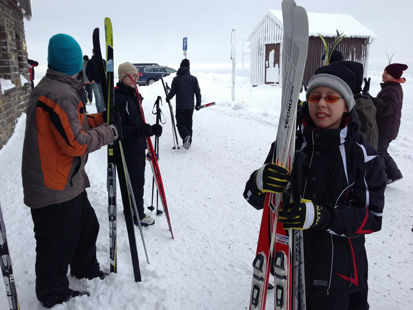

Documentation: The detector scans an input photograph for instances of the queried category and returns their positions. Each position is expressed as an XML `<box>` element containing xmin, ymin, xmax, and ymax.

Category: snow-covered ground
<box><xmin>0</xmin><ymin>72</ymin><xmax>412</xmax><ymax>309</ymax></box>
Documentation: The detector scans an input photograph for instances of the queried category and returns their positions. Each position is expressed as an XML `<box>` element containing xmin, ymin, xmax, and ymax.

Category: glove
<box><xmin>102</xmin><ymin>109</ymin><xmax>108</xmax><ymax>122</ymax></box>
<box><xmin>109</xmin><ymin>124</ymin><xmax>120</xmax><ymax>141</ymax></box>
<box><xmin>279</xmin><ymin>199</ymin><xmax>330</xmax><ymax>230</ymax></box>
<box><xmin>362</xmin><ymin>77</ymin><xmax>371</xmax><ymax>95</ymax></box>
<box><xmin>151</xmin><ymin>124</ymin><xmax>163</xmax><ymax>137</ymax></box>
<box><xmin>255</xmin><ymin>163</ymin><xmax>289</xmax><ymax>193</ymax></box>
<box><xmin>243</xmin><ymin>179</ymin><xmax>266</xmax><ymax>210</ymax></box>
<box><xmin>195</xmin><ymin>104</ymin><xmax>201</xmax><ymax>111</ymax></box>
<box><xmin>141</xmin><ymin>123</ymin><xmax>153</xmax><ymax>137</ymax></box>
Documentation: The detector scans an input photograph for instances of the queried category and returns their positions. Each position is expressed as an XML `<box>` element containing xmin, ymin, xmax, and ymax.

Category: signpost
<box><xmin>183</xmin><ymin>37</ymin><xmax>187</xmax><ymax>58</ymax></box>
<box><xmin>231</xmin><ymin>29</ymin><xmax>236</xmax><ymax>101</ymax></box>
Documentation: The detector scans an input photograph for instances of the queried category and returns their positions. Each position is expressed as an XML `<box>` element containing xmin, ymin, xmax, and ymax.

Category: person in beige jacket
<box><xmin>22</xmin><ymin>33</ymin><xmax>119</xmax><ymax>308</ymax></box>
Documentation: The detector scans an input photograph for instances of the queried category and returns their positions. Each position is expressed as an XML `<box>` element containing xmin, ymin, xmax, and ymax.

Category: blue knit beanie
<box><xmin>48</xmin><ymin>34</ymin><xmax>83</xmax><ymax>76</ymax></box>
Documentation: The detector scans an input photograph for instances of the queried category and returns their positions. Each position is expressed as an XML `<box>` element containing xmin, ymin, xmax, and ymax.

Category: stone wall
<box><xmin>0</xmin><ymin>0</ymin><xmax>31</xmax><ymax>150</ymax></box>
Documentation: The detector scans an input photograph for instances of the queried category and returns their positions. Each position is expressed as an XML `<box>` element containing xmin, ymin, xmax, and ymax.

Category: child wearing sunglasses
<box><xmin>114</xmin><ymin>62</ymin><xmax>163</xmax><ymax>226</ymax></box>
<box><xmin>243</xmin><ymin>62</ymin><xmax>386</xmax><ymax>309</ymax></box>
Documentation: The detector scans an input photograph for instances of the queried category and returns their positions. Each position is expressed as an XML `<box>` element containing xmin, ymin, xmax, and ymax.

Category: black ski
<box><xmin>93</xmin><ymin>19</ymin><xmax>145</xmax><ymax>282</ymax></box>
<box><xmin>0</xmin><ymin>202</ymin><xmax>20</xmax><ymax>310</ymax></box>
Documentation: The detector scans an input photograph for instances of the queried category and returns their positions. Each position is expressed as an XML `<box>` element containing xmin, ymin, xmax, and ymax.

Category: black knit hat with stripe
<box><xmin>306</xmin><ymin>62</ymin><xmax>356</xmax><ymax>111</ymax></box>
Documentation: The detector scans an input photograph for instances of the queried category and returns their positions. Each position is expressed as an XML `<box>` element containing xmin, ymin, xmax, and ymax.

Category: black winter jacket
<box><xmin>374</xmin><ymin>81</ymin><xmax>403</xmax><ymax>140</ymax></box>
<box><xmin>166</xmin><ymin>67</ymin><xmax>201</xmax><ymax>109</ymax></box>
<box><xmin>114</xmin><ymin>82</ymin><xmax>146</xmax><ymax>153</ymax></box>
<box><xmin>86</xmin><ymin>56</ymin><xmax>106</xmax><ymax>84</ymax></box>
<box><xmin>246</xmin><ymin>108</ymin><xmax>386</xmax><ymax>296</ymax></box>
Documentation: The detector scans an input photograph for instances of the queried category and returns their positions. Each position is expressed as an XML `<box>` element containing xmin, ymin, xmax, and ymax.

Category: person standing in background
<box><xmin>82</xmin><ymin>55</ymin><xmax>93</xmax><ymax>104</ymax></box>
<box><xmin>373</xmin><ymin>63</ymin><xmax>408</xmax><ymax>184</ymax></box>
<box><xmin>166</xmin><ymin>59</ymin><xmax>201</xmax><ymax>149</ymax></box>
<box><xmin>114</xmin><ymin>62</ymin><xmax>162</xmax><ymax>226</ymax></box>
<box><xmin>86</xmin><ymin>49</ymin><xmax>106</xmax><ymax>112</ymax></box>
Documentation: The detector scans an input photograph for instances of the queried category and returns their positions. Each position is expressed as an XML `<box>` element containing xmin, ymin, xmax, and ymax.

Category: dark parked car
<box><xmin>133</xmin><ymin>64</ymin><xmax>176</xmax><ymax>86</ymax></box>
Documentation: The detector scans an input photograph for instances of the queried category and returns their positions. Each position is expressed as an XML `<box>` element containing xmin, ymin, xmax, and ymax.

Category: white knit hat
<box><xmin>118</xmin><ymin>62</ymin><xmax>138</xmax><ymax>80</ymax></box>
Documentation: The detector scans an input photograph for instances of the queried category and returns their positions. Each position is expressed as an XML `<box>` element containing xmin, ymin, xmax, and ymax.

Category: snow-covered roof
<box><xmin>270</xmin><ymin>10</ymin><xmax>377</xmax><ymax>38</ymax></box>
<box><xmin>249</xmin><ymin>10</ymin><xmax>377</xmax><ymax>39</ymax></box>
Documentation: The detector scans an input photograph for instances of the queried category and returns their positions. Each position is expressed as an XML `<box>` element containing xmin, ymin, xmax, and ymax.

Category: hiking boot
<box><xmin>42</xmin><ymin>289</ymin><xmax>90</xmax><ymax>308</ymax></box>
<box><xmin>140</xmin><ymin>215</ymin><xmax>155</xmax><ymax>227</ymax></box>
<box><xmin>72</xmin><ymin>269</ymin><xmax>108</xmax><ymax>280</ymax></box>
<box><xmin>91</xmin><ymin>270</ymin><xmax>109</xmax><ymax>280</ymax></box>
<box><xmin>183</xmin><ymin>135</ymin><xmax>191</xmax><ymax>149</ymax></box>
<box><xmin>64</xmin><ymin>289</ymin><xmax>90</xmax><ymax>302</ymax></box>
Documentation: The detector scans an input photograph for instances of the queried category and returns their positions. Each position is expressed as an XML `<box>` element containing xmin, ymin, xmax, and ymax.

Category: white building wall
<box><xmin>249</xmin><ymin>15</ymin><xmax>283</xmax><ymax>86</ymax></box>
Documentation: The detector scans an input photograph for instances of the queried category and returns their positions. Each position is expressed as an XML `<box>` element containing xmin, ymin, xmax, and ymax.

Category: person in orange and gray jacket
<box><xmin>22</xmin><ymin>34</ymin><xmax>120</xmax><ymax>308</ymax></box>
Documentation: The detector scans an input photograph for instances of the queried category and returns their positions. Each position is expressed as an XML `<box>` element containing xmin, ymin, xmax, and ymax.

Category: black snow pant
<box><xmin>377</xmin><ymin>137</ymin><xmax>402</xmax><ymax>180</ymax></box>
<box><xmin>31</xmin><ymin>191</ymin><xmax>100</xmax><ymax>307</ymax></box>
<box><xmin>306</xmin><ymin>289</ymin><xmax>369</xmax><ymax>310</ymax></box>
<box><xmin>176</xmin><ymin>108</ymin><xmax>194</xmax><ymax>141</ymax></box>
<box><xmin>84</xmin><ymin>83</ymin><xmax>93</xmax><ymax>102</ymax></box>
<box><xmin>115</xmin><ymin>144</ymin><xmax>147</xmax><ymax>221</ymax></box>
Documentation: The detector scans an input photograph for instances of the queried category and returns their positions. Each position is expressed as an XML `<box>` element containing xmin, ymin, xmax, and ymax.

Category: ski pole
<box><xmin>148</xmin><ymin>97</ymin><xmax>164</xmax><ymax>215</ymax></box>
<box><xmin>161</xmin><ymin>77</ymin><xmax>180</xmax><ymax>149</ymax></box>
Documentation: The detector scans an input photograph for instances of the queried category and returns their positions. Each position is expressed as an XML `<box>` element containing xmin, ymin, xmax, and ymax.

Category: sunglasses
<box><xmin>125</xmin><ymin>73</ymin><xmax>139</xmax><ymax>82</ymax></box>
<box><xmin>308</xmin><ymin>95</ymin><xmax>343</xmax><ymax>104</ymax></box>
<box><xmin>128</xmin><ymin>74</ymin><xmax>139</xmax><ymax>80</ymax></box>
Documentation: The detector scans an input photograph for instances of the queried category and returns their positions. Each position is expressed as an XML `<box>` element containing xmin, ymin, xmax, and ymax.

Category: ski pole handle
<box><xmin>198</xmin><ymin>102</ymin><xmax>216</xmax><ymax>109</ymax></box>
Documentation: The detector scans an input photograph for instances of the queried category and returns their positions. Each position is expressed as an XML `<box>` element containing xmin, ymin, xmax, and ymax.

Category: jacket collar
<box><xmin>300</xmin><ymin>107</ymin><xmax>359</xmax><ymax>148</ymax></box>
<box><xmin>177</xmin><ymin>67</ymin><xmax>190</xmax><ymax>75</ymax></box>
<box><xmin>46</xmin><ymin>69</ymin><xmax>81</xmax><ymax>90</ymax></box>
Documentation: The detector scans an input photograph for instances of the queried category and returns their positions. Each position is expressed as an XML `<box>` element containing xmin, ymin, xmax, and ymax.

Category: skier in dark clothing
<box><xmin>243</xmin><ymin>63</ymin><xmax>386</xmax><ymax>310</ymax></box>
<box><xmin>114</xmin><ymin>62</ymin><xmax>163</xmax><ymax>226</ymax></box>
<box><xmin>82</xmin><ymin>55</ymin><xmax>93</xmax><ymax>103</ymax></box>
<box><xmin>86</xmin><ymin>49</ymin><xmax>106</xmax><ymax>112</ymax></box>
<box><xmin>166</xmin><ymin>59</ymin><xmax>201</xmax><ymax>149</ymax></box>
<box><xmin>373</xmin><ymin>63</ymin><xmax>408</xmax><ymax>184</ymax></box>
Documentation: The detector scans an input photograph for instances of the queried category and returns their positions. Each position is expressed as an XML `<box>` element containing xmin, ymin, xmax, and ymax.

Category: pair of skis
<box><xmin>0</xmin><ymin>202</ymin><xmax>20</xmax><ymax>310</ymax></box>
<box><xmin>93</xmin><ymin>19</ymin><xmax>145</xmax><ymax>282</ymax></box>
<box><xmin>249</xmin><ymin>1</ymin><xmax>309</xmax><ymax>309</ymax></box>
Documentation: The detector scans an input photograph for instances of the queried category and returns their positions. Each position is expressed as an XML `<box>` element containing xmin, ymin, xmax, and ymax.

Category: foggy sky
<box><xmin>24</xmin><ymin>0</ymin><xmax>413</xmax><ymax>78</ymax></box>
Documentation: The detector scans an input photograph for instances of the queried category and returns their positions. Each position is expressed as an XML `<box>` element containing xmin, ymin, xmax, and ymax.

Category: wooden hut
<box><xmin>247</xmin><ymin>10</ymin><xmax>377</xmax><ymax>86</ymax></box>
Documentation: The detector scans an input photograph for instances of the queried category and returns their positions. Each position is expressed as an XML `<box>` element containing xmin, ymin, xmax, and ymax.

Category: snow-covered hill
<box><xmin>0</xmin><ymin>73</ymin><xmax>412</xmax><ymax>309</ymax></box>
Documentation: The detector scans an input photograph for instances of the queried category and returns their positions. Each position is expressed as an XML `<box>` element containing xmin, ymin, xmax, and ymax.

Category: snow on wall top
<box><xmin>249</xmin><ymin>10</ymin><xmax>377</xmax><ymax>40</ymax></box>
